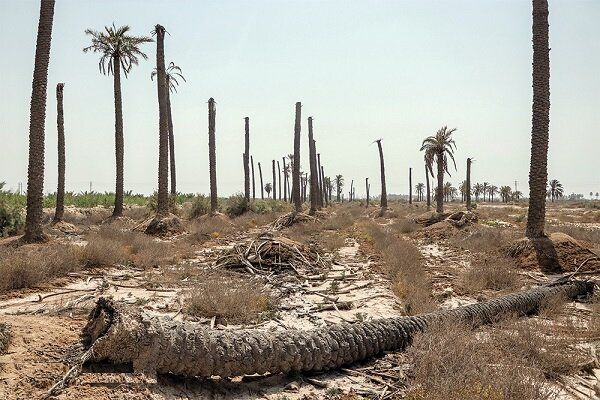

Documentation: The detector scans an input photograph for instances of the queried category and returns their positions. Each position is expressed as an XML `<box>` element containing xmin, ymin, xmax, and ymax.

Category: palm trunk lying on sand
<box><xmin>82</xmin><ymin>281</ymin><xmax>592</xmax><ymax>378</ymax></box>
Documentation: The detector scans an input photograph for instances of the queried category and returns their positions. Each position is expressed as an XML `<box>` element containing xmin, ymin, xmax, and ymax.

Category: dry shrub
<box><xmin>320</xmin><ymin>231</ymin><xmax>346</xmax><ymax>252</ymax></box>
<box><xmin>185</xmin><ymin>276</ymin><xmax>275</xmax><ymax>325</ymax></box>
<box><xmin>390</xmin><ymin>218</ymin><xmax>418</xmax><ymax>234</ymax></box>
<box><xmin>546</xmin><ymin>224</ymin><xmax>600</xmax><ymax>245</ymax></box>
<box><xmin>186</xmin><ymin>216</ymin><xmax>236</xmax><ymax>244</ymax></box>
<box><xmin>362</xmin><ymin>221</ymin><xmax>435</xmax><ymax>314</ymax></box>
<box><xmin>232</xmin><ymin>211</ymin><xmax>283</xmax><ymax>230</ymax></box>
<box><xmin>450</xmin><ymin>226</ymin><xmax>518</xmax><ymax>254</ymax></box>
<box><xmin>458</xmin><ymin>257</ymin><xmax>520</xmax><ymax>294</ymax></box>
<box><xmin>0</xmin><ymin>243</ymin><xmax>83</xmax><ymax>293</ymax></box>
<box><xmin>83</xmin><ymin>226</ymin><xmax>180</xmax><ymax>268</ymax></box>
<box><xmin>321</xmin><ymin>212</ymin><xmax>354</xmax><ymax>231</ymax></box>
<box><xmin>406</xmin><ymin>322</ymin><xmax>553</xmax><ymax>400</ymax></box>
<box><xmin>122</xmin><ymin>206</ymin><xmax>148</xmax><ymax>221</ymax></box>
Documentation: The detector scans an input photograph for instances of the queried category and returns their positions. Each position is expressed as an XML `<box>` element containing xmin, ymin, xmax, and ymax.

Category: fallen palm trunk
<box><xmin>82</xmin><ymin>281</ymin><xmax>592</xmax><ymax>378</ymax></box>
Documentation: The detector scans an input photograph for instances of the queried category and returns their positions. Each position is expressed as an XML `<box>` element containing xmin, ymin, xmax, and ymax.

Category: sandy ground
<box><xmin>0</xmin><ymin>203</ymin><xmax>599</xmax><ymax>399</ymax></box>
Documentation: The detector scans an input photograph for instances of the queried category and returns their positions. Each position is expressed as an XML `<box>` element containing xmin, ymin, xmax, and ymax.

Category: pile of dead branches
<box><xmin>270</xmin><ymin>211</ymin><xmax>318</xmax><ymax>230</ymax></box>
<box><xmin>215</xmin><ymin>232</ymin><xmax>329</xmax><ymax>276</ymax></box>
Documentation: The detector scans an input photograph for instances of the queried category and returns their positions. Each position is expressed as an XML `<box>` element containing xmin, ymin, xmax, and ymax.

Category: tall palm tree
<box><xmin>84</xmin><ymin>24</ymin><xmax>152</xmax><ymax>217</ymax></box>
<box><xmin>488</xmin><ymin>185</ymin><xmax>499</xmax><ymax>202</ymax></box>
<box><xmin>335</xmin><ymin>174</ymin><xmax>344</xmax><ymax>202</ymax></box>
<box><xmin>24</xmin><ymin>0</ymin><xmax>55</xmax><ymax>243</ymax></box>
<box><xmin>375</xmin><ymin>139</ymin><xmax>387</xmax><ymax>211</ymax></box>
<box><xmin>265</xmin><ymin>183</ymin><xmax>272</xmax><ymax>198</ymax></box>
<box><xmin>513</xmin><ymin>191</ymin><xmax>523</xmax><ymax>201</ymax></box>
<box><xmin>500</xmin><ymin>185</ymin><xmax>512</xmax><ymax>203</ymax></box>
<box><xmin>466</xmin><ymin>157</ymin><xmax>472</xmax><ymax>211</ymax></box>
<box><xmin>482</xmin><ymin>182</ymin><xmax>489</xmax><ymax>202</ymax></box>
<box><xmin>292</xmin><ymin>102</ymin><xmax>302</xmax><ymax>212</ymax></box>
<box><xmin>420</xmin><ymin>126</ymin><xmax>457</xmax><ymax>213</ymax></box>
<box><xmin>425</xmin><ymin>162</ymin><xmax>431</xmax><ymax>209</ymax></box>
<box><xmin>208</xmin><ymin>98</ymin><xmax>217</xmax><ymax>214</ymax></box>
<box><xmin>416</xmin><ymin>183</ymin><xmax>425</xmax><ymax>202</ymax></box>
<box><xmin>308</xmin><ymin>117</ymin><xmax>318</xmax><ymax>214</ymax></box>
<box><xmin>53</xmin><ymin>83</ymin><xmax>65</xmax><ymax>223</ymax></box>
<box><xmin>244</xmin><ymin>117</ymin><xmax>250</xmax><ymax>202</ymax></box>
<box><xmin>526</xmin><ymin>0</ymin><xmax>551</xmax><ymax>238</ymax></box>
<box><xmin>258</xmin><ymin>161</ymin><xmax>264</xmax><ymax>199</ymax></box>
<box><xmin>548</xmin><ymin>179</ymin><xmax>563</xmax><ymax>202</ymax></box>
<box><xmin>151</xmin><ymin>62</ymin><xmax>186</xmax><ymax>195</ymax></box>
<box><xmin>473</xmin><ymin>183</ymin><xmax>483</xmax><ymax>202</ymax></box>
<box><xmin>152</xmin><ymin>24</ymin><xmax>169</xmax><ymax>216</ymax></box>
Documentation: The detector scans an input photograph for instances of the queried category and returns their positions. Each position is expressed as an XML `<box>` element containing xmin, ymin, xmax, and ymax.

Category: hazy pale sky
<box><xmin>1</xmin><ymin>0</ymin><xmax>598</xmax><ymax>198</ymax></box>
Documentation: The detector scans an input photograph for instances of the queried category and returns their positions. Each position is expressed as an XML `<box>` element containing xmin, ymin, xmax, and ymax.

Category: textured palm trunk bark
<box><xmin>425</xmin><ymin>163</ymin><xmax>430</xmax><ymax>209</ymax></box>
<box><xmin>526</xmin><ymin>0</ymin><xmax>550</xmax><ymax>238</ymax></box>
<box><xmin>208</xmin><ymin>98</ymin><xmax>217</xmax><ymax>214</ymax></box>
<box><xmin>166</xmin><ymin>79</ymin><xmax>176</xmax><ymax>195</ymax></box>
<box><xmin>408</xmin><ymin>168</ymin><xmax>412</xmax><ymax>205</ymax></box>
<box><xmin>24</xmin><ymin>0</ymin><xmax>55</xmax><ymax>242</ymax></box>
<box><xmin>321</xmin><ymin>166</ymin><xmax>328</xmax><ymax>207</ymax></box>
<box><xmin>376</xmin><ymin>140</ymin><xmax>387</xmax><ymax>210</ymax></box>
<box><xmin>436</xmin><ymin>151</ymin><xmax>444</xmax><ymax>213</ymax></box>
<box><xmin>466</xmin><ymin>158</ymin><xmax>472</xmax><ymax>211</ymax></box>
<box><xmin>366</xmin><ymin>178</ymin><xmax>370</xmax><ymax>207</ymax></box>
<box><xmin>272</xmin><ymin>160</ymin><xmax>277</xmax><ymax>200</ymax></box>
<box><xmin>317</xmin><ymin>154</ymin><xmax>323</xmax><ymax>208</ymax></box>
<box><xmin>282</xmin><ymin>158</ymin><xmax>287</xmax><ymax>202</ymax></box>
<box><xmin>277</xmin><ymin>161</ymin><xmax>282</xmax><ymax>201</ymax></box>
<box><xmin>251</xmin><ymin>155</ymin><xmax>256</xmax><ymax>200</ymax></box>
<box><xmin>258</xmin><ymin>161</ymin><xmax>264</xmax><ymax>200</ymax></box>
<box><xmin>292</xmin><ymin>102</ymin><xmax>302</xmax><ymax>212</ymax></box>
<box><xmin>244</xmin><ymin>117</ymin><xmax>250</xmax><ymax>202</ymax></box>
<box><xmin>155</xmin><ymin>25</ymin><xmax>169</xmax><ymax>216</ymax></box>
<box><xmin>308</xmin><ymin>118</ymin><xmax>318</xmax><ymax>214</ymax></box>
<box><xmin>53</xmin><ymin>83</ymin><xmax>65</xmax><ymax>223</ymax></box>
<box><xmin>83</xmin><ymin>281</ymin><xmax>592</xmax><ymax>378</ymax></box>
<box><xmin>111</xmin><ymin>57</ymin><xmax>125</xmax><ymax>217</ymax></box>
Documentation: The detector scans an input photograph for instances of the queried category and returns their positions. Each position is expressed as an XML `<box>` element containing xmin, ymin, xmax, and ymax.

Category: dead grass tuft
<box><xmin>390</xmin><ymin>218</ymin><xmax>418</xmax><ymax>234</ymax></box>
<box><xmin>450</xmin><ymin>225</ymin><xmax>518</xmax><ymax>254</ymax></box>
<box><xmin>83</xmin><ymin>226</ymin><xmax>185</xmax><ymax>268</ymax></box>
<box><xmin>406</xmin><ymin>321</ymin><xmax>556</xmax><ymax>400</ymax></box>
<box><xmin>458</xmin><ymin>257</ymin><xmax>520</xmax><ymax>294</ymax></box>
<box><xmin>361</xmin><ymin>221</ymin><xmax>435</xmax><ymax>314</ymax></box>
<box><xmin>185</xmin><ymin>276</ymin><xmax>275</xmax><ymax>325</ymax></box>
<box><xmin>186</xmin><ymin>216</ymin><xmax>236</xmax><ymax>244</ymax></box>
<box><xmin>0</xmin><ymin>243</ymin><xmax>83</xmax><ymax>293</ymax></box>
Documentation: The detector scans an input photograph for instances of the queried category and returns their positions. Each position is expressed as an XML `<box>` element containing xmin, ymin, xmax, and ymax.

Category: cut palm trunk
<box><xmin>82</xmin><ymin>280</ymin><xmax>592</xmax><ymax>379</ymax></box>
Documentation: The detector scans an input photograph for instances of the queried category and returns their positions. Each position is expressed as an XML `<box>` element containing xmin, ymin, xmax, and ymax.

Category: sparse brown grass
<box><xmin>186</xmin><ymin>216</ymin><xmax>236</xmax><ymax>244</ymax></box>
<box><xmin>450</xmin><ymin>225</ymin><xmax>519</xmax><ymax>254</ymax></box>
<box><xmin>360</xmin><ymin>221</ymin><xmax>435</xmax><ymax>314</ymax></box>
<box><xmin>458</xmin><ymin>257</ymin><xmax>520</xmax><ymax>294</ymax></box>
<box><xmin>185</xmin><ymin>276</ymin><xmax>275</xmax><ymax>325</ymax></box>
<box><xmin>83</xmin><ymin>226</ymin><xmax>186</xmax><ymax>268</ymax></box>
<box><xmin>406</xmin><ymin>321</ymin><xmax>553</xmax><ymax>400</ymax></box>
<box><xmin>546</xmin><ymin>224</ymin><xmax>600</xmax><ymax>245</ymax></box>
<box><xmin>389</xmin><ymin>218</ymin><xmax>418</xmax><ymax>234</ymax></box>
<box><xmin>0</xmin><ymin>243</ymin><xmax>83</xmax><ymax>293</ymax></box>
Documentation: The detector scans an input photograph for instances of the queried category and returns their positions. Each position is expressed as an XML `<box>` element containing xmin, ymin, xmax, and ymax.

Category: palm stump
<box><xmin>83</xmin><ymin>280</ymin><xmax>592</xmax><ymax>378</ymax></box>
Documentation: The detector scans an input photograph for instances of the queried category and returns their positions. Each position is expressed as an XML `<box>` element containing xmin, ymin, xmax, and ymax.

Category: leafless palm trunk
<box><xmin>466</xmin><ymin>157</ymin><xmax>472</xmax><ymax>211</ymax></box>
<box><xmin>376</xmin><ymin>139</ymin><xmax>387</xmax><ymax>211</ymax></box>
<box><xmin>317</xmin><ymin>153</ymin><xmax>323</xmax><ymax>208</ymax></box>
<box><xmin>435</xmin><ymin>151</ymin><xmax>444</xmax><ymax>213</ymax></box>
<box><xmin>349</xmin><ymin>180</ymin><xmax>354</xmax><ymax>202</ymax></box>
<box><xmin>277</xmin><ymin>161</ymin><xmax>281</xmax><ymax>200</ymax></box>
<box><xmin>166</xmin><ymin>77</ymin><xmax>176</xmax><ymax>195</ymax></box>
<box><xmin>526</xmin><ymin>0</ymin><xmax>550</xmax><ymax>238</ymax></box>
<box><xmin>154</xmin><ymin>25</ymin><xmax>169</xmax><ymax>216</ymax></box>
<box><xmin>308</xmin><ymin>117</ymin><xmax>318</xmax><ymax>214</ymax></box>
<box><xmin>53</xmin><ymin>82</ymin><xmax>65</xmax><ymax>223</ymax></box>
<box><xmin>425</xmin><ymin>163</ymin><xmax>430</xmax><ymax>209</ymax></box>
<box><xmin>282</xmin><ymin>157</ymin><xmax>287</xmax><ymax>202</ymax></box>
<box><xmin>366</xmin><ymin>178</ymin><xmax>370</xmax><ymax>207</ymax></box>
<box><xmin>244</xmin><ymin>117</ymin><xmax>250</xmax><ymax>202</ymax></box>
<box><xmin>258</xmin><ymin>161</ymin><xmax>264</xmax><ymax>200</ymax></box>
<box><xmin>272</xmin><ymin>160</ymin><xmax>277</xmax><ymax>200</ymax></box>
<box><xmin>408</xmin><ymin>167</ymin><xmax>412</xmax><ymax>204</ymax></box>
<box><xmin>24</xmin><ymin>0</ymin><xmax>55</xmax><ymax>242</ymax></box>
<box><xmin>208</xmin><ymin>98</ymin><xmax>217</xmax><ymax>214</ymax></box>
<box><xmin>321</xmin><ymin>166</ymin><xmax>328</xmax><ymax>207</ymax></box>
<box><xmin>292</xmin><ymin>103</ymin><xmax>302</xmax><ymax>212</ymax></box>
<box><xmin>250</xmin><ymin>155</ymin><xmax>256</xmax><ymax>200</ymax></box>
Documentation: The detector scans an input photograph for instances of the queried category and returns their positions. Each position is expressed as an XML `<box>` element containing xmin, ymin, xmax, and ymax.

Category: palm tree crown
<box><xmin>151</xmin><ymin>61</ymin><xmax>186</xmax><ymax>92</ymax></box>
<box><xmin>420</xmin><ymin>126</ymin><xmax>457</xmax><ymax>178</ymax></box>
<box><xmin>83</xmin><ymin>24</ymin><xmax>153</xmax><ymax>77</ymax></box>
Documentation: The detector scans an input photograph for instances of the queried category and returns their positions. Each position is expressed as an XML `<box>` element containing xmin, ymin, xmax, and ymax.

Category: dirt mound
<box><xmin>414</xmin><ymin>211</ymin><xmax>479</xmax><ymax>242</ymax></box>
<box><xmin>49</xmin><ymin>220</ymin><xmax>81</xmax><ymax>235</ymax></box>
<box><xmin>194</xmin><ymin>212</ymin><xmax>232</xmax><ymax>225</ymax></box>
<box><xmin>138</xmin><ymin>214</ymin><xmax>185</xmax><ymax>236</ymax></box>
<box><xmin>508</xmin><ymin>232</ymin><xmax>600</xmax><ymax>273</ymax></box>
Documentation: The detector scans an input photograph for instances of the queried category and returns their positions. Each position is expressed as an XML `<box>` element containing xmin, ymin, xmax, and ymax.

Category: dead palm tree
<box><xmin>24</xmin><ymin>0</ymin><xmax>55</xmax><ymax>243</ymax></box>
<box><xmin>408</xmin><ymin>167</ymin><xmax>412</xmax><ymax>204</ymax></box>
<box><xmin>308</xmin><ymin>117</ymin><xmax>318</xmax><ymax>214</ymax></box>
<box><xmin>151</xmin><ymin>62</ymin><xmax>185</xmax><ymax>195</ymax></box>
<box><xmin>466</xmin><ymin>157</ymin><xmax>472</xmax><ymax>211</ymax></box>
<box><xmin>208</xmin><ymin>98</ymin><xmax>217</xmax><ymax>214</ymax></box>
<box><xmin>548</xmin><ymin>179</ymin><xmax>563</xmax><ymax>202</ymax></box>
<box><xmin>250</xmin><ymin>155</ymin><xmax>256</xmax><ymax>200</ymax></box>
<box><xmin>258</xmin><ymin>161</ymin><xmax>264</xmax><ymax>199</ymax></box>
<box><xmin>366</xmin><ymin>178</ymin><xmax>370</xmax><ymax>206</ymax></box>
<box><xmin>152</xmin><ymin>24</ymin><xmax>169</xmax><ymax>216</ymax></box>
<box><xmin>53</xmin><ymin>83</ymin><xmax>65</xmax><ymax>223</ymax></box>
<box><xmin>84</xmin><ymin>24</ymin><xmax>152</xmax><ymax>217</ymax></box>
<box><xmin>375</xmin><ymin>139</ymin><xmax>387</xmax><ymax>211</ymax></box>
<box><xmin>272</xmin><ymin>160</ymin><xmax>277</xmax><ymax>200</ymax></box>
<box><xmin>421</xmin><ymin>126</ymin><xmax>457</xmax><ymax>213</ymax></box>
<box><xmin>282</xmin><ymin>157</ymin><xmax>288</xmax><ymax>202</ymax></box>
<box><xmin>335</xmin><ymin>174</ymin><xmax>344</xmax><ymax>203</ymax></box>
<box><xmin>292</xmin><ymin>103</ymin><xmax>302</xmax><ymax>211</ymax></box>
<box><xmin>244</xmin><ymin>117</ymin><xmax>250</xmax><ymax>202</ymax></box>
<box><xmin>526</xmin><ymin>0</ymin><xmax>551</xmax><ymax>238</ymax></box>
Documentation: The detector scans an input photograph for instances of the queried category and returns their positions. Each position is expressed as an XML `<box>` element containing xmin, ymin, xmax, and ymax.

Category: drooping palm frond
<box><xmin>151</xmin><ymin>62</ymin><xmax>187</xmax><ymax>93</ymax></box>
<box><xmin>83</xmin><ymin>23</ymin><xmax>153</xmax><ymax>77</ymax></box>
<box><xmin>420</xmin><ymin>126</ymin><xmax>457</xmax><ymax>177</ymax></box>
